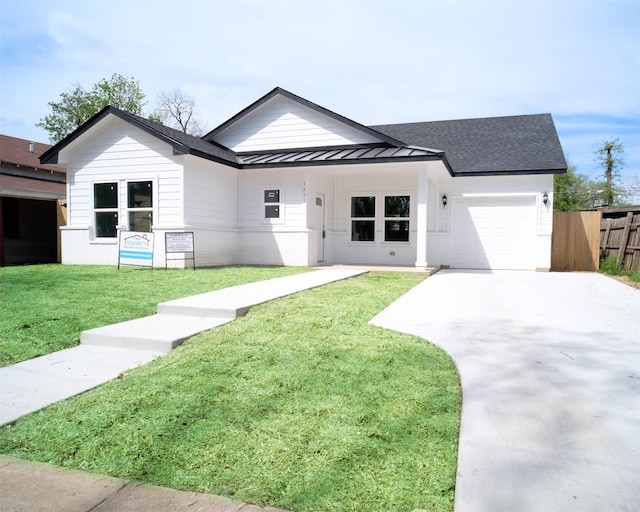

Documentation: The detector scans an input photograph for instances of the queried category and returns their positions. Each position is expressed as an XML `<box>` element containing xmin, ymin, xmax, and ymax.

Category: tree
<box><xmin>628</xmin><ymin>175</ymin><xmax>640</xmax><ymax>201</ymax></box>
<box><xmin>595</xmin><ymin>139</ymin><xmax>625</xmax><ymax>207</ymax></box>
<box><xmin>37</xmin><ymin>73</ymin><xmax>147</xmax><ymax>143</ymax></box>
<box><xmin>153</xmin><ymin>89</ymin><xmax>205</xmax><ymax>136</ymax></box>
<box><xmin>553</xmin><ymin>164</ymin><xmax>591</xmax><ymax>211</ymax></box>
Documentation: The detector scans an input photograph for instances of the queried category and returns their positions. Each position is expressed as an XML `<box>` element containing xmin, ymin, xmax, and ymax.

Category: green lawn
<box><xmin>0</xmin><ymin>264</ymin><xmax>307</xmax><ymax>366</ymax></box>
<box><xmin>0</xmin><ymin>270</ymin><xmax>461</xmax><ymax>511</ymax></box>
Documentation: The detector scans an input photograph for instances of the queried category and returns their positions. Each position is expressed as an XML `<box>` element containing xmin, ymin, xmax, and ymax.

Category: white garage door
<box><xmin>450</xmin><ymin>196</ymin><xmax>536</xmax><ymax>270</ymax></box>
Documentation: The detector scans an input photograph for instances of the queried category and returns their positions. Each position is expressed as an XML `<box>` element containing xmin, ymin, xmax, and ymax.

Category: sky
<box><xmin>1</xmin><ymin>0</ymin><xmax>639</xmax><ymax>197</ymax></box>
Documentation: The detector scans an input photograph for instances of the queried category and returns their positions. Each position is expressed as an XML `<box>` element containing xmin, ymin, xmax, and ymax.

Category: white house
<box><xmin>40</xmin><ymin>87</ymin><xmax>567</xmax><ymax>270</ymax></box>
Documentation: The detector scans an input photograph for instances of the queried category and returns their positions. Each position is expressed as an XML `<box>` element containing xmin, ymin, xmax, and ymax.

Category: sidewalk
<box><xmin>0</xmin><ymin>455</ymin><xmax>289</xmax><ymax>512</ymax></box>
<box><xmin>0</xmin><ymin>268</ymin><xmax>366</xmax><ymax>426</ymax></box>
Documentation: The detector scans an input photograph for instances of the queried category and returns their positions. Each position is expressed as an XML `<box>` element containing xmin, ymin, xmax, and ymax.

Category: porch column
<box><xmin>415</xmin><ymin>169</ymin><xmax>428</xmax><ymax>269</ymax></box>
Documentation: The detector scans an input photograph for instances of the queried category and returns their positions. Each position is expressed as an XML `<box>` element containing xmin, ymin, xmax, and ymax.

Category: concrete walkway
<box><xmin>0</xmin><ymin>268</ymin><xmax>365</xmax><ymax>426</ymax></box>
<box><xmin>0</xmin><ymin>455</ymin><xmax>288</xmax><ymax>512</ymax></box>
<box><xmin>371</xmin><ymin>270</ymin><xmax>640</xmax><ymax>512</ymax></box>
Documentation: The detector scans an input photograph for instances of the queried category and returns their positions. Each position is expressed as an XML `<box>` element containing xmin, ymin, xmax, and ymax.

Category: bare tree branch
<box><xmin>154</xmin><ymin>89</ymin><xmax>205</xmax><ymax>136</ymax></box>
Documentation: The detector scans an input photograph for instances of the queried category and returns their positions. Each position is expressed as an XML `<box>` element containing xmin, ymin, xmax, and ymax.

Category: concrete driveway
<box><xmin>371</xmin><ymin>270</ymin><xmax>640</xmax><ymax>512</ymax></box>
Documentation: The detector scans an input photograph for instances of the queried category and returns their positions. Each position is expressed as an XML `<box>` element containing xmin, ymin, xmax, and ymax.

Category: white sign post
<box><xmin>118</xmin><ymin>231</ymin><xmax>155</xmax><ymax>269</ymax></box>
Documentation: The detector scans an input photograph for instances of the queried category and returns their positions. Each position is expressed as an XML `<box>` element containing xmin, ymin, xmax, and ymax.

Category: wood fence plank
<box><xmin>616</xmin><ymin>212</ymin><xmax>633</xmax><ymax>267</ymax></box>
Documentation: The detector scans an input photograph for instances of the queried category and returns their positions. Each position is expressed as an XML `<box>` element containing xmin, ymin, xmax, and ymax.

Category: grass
<box><xmin>0</xmin><ymin>271</ymin><xmax>461</xmax><ymax>512</ymax></box>
<box><xmin>599</xmin><ymin>256</ymin><xmax>640</xmax><ymax>282</ymax></box>
<box><xmin>0</xmin><ymin>264</ymin><xmax>307</xmax><ymax>366</ymax></box>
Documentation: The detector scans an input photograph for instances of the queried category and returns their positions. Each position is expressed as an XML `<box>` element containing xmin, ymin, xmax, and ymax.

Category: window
<box><xmin>351</xmin><ymin>196</ymin><xmax>375</xmax><ymax>242</ymax></box>
<box><xmin>127</xmin><ymin>181</ymin><xmax>153</xmax><ymax>232</ymax></box>
<box><xmin>94</xmin><ymin>183</ymin><xmax>118</xmax><ymax>238</ymax></box>
<box><xmin>384</xmin><ymin>195</ymin><xmax>410</xmax><ymax>242</ymax></box>
<box><xmin>349</xmin><ymin>194</ymin><xmax>411</xmax><ymax>243</ymax></box>
<box><xmin>93</xmin><ymin>181</ymin><xmax>154</xmax><ymax>239</ymax></box>
<box><xmin>264</xmin><ymin>189</ymin><xmax>281</xmax><ymax>220</ymax></box>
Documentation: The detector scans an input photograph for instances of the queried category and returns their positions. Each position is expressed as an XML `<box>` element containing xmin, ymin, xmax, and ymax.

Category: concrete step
<box><xmin>81</xmin><ymin>314</ymin><xmax>233</xmax><ymax>353</ymax></box>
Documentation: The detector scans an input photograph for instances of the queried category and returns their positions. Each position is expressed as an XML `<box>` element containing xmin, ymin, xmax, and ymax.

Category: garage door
<box><xmin>450</xmin><ymin>196</ymin><xmax>536</xmax><ymax>270</ymax></box>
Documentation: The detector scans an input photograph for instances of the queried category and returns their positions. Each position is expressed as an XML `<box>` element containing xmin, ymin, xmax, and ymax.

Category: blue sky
<box><xmin>1</xmin><ymin>0</ymin><xmax>638</xmax><ymax>197</ymax></box>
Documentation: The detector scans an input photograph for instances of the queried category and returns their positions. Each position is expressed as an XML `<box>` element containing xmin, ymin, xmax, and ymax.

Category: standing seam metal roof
<box><xmin>235</xmin><ymin>145</ymin><xmax>446</xmax><ymax>168</ymax></box>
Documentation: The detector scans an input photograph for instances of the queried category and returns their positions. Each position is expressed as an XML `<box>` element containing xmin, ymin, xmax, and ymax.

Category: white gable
<box><xmin>214</xmin><ymin>96</ymin><xmax>382</xmax><ymax>151</ymax></box>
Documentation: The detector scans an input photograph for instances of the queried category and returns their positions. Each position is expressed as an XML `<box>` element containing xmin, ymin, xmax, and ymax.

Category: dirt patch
<box><xmin>604</xmin><ymin>274</ymin><xmax>640</xmax><ymax>290</ymax></box>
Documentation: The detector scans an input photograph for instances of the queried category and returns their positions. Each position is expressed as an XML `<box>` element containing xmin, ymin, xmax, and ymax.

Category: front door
<box><xmin>315</xmin><ymin>193</ymin><xmax>325</xmax><ymax>262</ymax></box>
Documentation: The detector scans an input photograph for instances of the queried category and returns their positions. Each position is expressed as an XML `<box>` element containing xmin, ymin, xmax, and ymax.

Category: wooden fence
<box><xmin>600</xmin><ymin>211</ymin><xmax>640</xmax><ymax>271</ymax></box>
<box><xmin>551</xmin><ymin>211</ymin><xmax>601</xmax><ymax>271</ymax></box>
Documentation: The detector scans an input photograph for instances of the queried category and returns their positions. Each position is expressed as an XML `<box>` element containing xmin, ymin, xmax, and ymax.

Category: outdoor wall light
<box><xmin>442</xmin><ymin>194</ymin><xmax>448</xmax><ymax>208</ymax></box>
<box><xmin>543</xmin><ymin>191</ymin><xmax>549</xmax><ymax>207</ymax></box>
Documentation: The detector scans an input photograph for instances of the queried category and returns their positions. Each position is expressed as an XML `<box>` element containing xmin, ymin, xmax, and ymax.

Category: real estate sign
<box><xmin>165</xmin><ymin>231</ymin><xmax>195</xmax><ymax>269</ymax></box>
<box><xmin>118</xmin><ymin>231</ymin><xmax>155</xmax><ymax>268</ymax></box>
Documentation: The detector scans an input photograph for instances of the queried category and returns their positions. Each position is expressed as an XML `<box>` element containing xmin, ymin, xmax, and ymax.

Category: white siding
<box><xmin>237</xmin><ymin>168</ymin><xmax>309</xmax><ymax>265</ymax></box>
<box><xmin>183</xmin><ymin>156</ymin><xmax>238</xmax><ymax>228</ymax></box>
<box><xmin>66</xmin><ymin>118</ymin><xmax>183</xmax><ymax>230</ymax></box>
<box><xmin>238</xmin><ymin>169</ymin><xmax>306</xmax><ymax>228</ymax></box>
<box><xmin>216</xmin><ymin>96</ymin><xmax>381</xmax><ymax>151</ymax></box>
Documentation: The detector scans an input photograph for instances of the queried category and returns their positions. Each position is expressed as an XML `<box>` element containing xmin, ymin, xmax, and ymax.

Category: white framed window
<box><xmin>92</xmin><ymin>180</ymin><xmax>154</xmax><ymax>239</ymax></box>
<box><xmin>349</xmin><ymin>194</ymin><xmax>411</xmax><ymax>243</ymax></box>
<box><xmin>127</xmin><ymin>181</ymin><xmax>153</xmax><ymax>232</ymax></box>
<box><xmin>93</xmin><ymin>182</ymin><xmax>119</xmax><ymax>238</ymax></box>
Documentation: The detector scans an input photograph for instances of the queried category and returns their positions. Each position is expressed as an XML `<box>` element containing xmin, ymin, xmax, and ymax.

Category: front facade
<box><xmin>41</xmin><ymin>88</ymin><xmax>567</xmax><ymax>270</ymax></box>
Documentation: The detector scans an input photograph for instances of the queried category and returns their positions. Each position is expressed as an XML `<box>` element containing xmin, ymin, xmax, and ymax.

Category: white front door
<box><xmin>315</xmin><ymin>193</ymin><xmax>325</xmax><ymax>262</ymax></box>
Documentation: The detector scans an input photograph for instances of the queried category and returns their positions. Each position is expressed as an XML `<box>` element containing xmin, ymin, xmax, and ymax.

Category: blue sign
<box><xmin>118</xmin><ymin>231</ymin><xmax>155</xmax><ymax>268</ymax></box>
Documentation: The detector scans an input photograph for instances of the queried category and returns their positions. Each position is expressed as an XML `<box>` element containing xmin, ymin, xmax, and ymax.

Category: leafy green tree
<box><xmin>37</xmin><ymin>73</ymin><xmax>147</xmax><ymax>143</ymax></box>
<box><xmin>553</xmin><ymin>165</ymin><xmax>591</xmax><ymax>211</ymax></box>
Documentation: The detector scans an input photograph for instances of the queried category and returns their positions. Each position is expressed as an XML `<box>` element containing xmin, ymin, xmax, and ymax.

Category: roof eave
<box><xmin>451</xmin><ymin>167</ymin><xmax>568</xmax><ymax>177</ymax></box>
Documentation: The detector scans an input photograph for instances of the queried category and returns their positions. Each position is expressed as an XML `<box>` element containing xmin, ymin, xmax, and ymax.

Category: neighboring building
<box><xmin>0</xmin><ymin>135</ymin><xmax>67</xmax><ymax>266</ymax></box>
<box><xmin>40</xmin><ymin>87</ymin><xmax>567</xmax><ymax>270</ymax></box>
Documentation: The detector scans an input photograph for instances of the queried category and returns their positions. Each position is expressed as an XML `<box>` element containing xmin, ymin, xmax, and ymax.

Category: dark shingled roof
<box><xmin>372</xmin><ymin>114</ymin><xmax>567</xmax><ymax>175</ymax></box>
